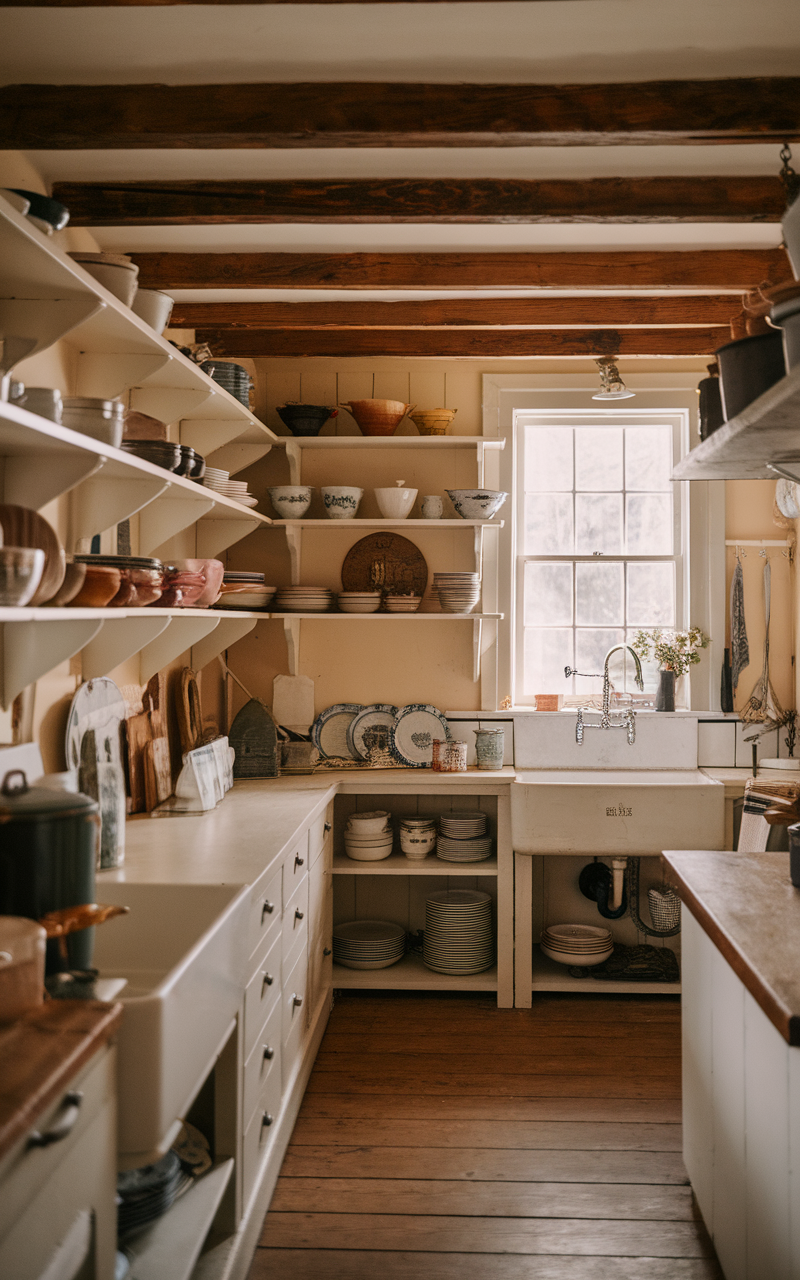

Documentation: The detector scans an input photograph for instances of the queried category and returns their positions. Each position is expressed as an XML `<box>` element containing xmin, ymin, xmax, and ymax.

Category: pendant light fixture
<box><xmin>591</xmin><ymin>356</ymin><xmax>635</xmax><ymax>400</ymax></box>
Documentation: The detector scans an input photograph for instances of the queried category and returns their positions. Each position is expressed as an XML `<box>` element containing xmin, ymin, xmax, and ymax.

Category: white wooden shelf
<box><xmin>0</xmin><ymin>606</ymin><xmax>259</xmax><ymax>708</ymax></box>
<box><xmin>271</xmin><ymin>519</ymin><xmax>504</xmax><ymax>529</ymax></box>
<box><xmin>333</xmin><ymin>953</ymin><xmax>497</xmax><ymax>991</ymax></box>
<box><xmin>123</xmin><ymin>1158</ymin><xmax>234</xmax><ymax>1280</ymax></box>
<box><xmin>531</xmin><ymin>945</ymin><xmax>681</xmax><ymax>996</ymax></box>
<box><xmin>672</xmin><ymin>363</ymin><xmax>800</xmax><ymax>481</ymax></box>
<box><xmin>277</xmin><ymin>434</ymin><xmax>504</xmax><ymax>486</ymax></box>
<box><xmin>332</xmin><ymin>852</ymin><xmax>498</xmax><ymax>875</ymax></box>
<box><xmin>269</xmin><ymin>611</ymin><xmax>502</xmax><ymax>619</ymax></box>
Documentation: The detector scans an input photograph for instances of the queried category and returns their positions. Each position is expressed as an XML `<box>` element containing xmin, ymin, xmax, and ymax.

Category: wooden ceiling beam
<box><xmin>6</xmin><ymin>79</ymin><xmax>799</xmax><ymax>147</ymax></box>
<box><xmin>170</xmin><ymin>296</ymin><xmax>736</xmax><ymax>329</ymax></box>
<box><xmin>193</xmin><ymin>327</ymin><xmax>723</xmax><ymax>358</ymax></box>
<box><xmin>54</xmin><ymin>177</ymin><xmax>785</xmax><ymax>225</ymax></box>
<box><xmin>133</xmin><ymin>249</ymin><xmax>791</xmax><ymax>291</ymax></box>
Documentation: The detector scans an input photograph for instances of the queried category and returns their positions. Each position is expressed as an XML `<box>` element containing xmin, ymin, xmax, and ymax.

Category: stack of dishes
<box><xmin>338</xmin><ymin>591</ymin><xmax>382</xmax><ymax>614</ymax></box>
<box><xmin>202</xmin><ymin>468</ymin><xmax>258</xmax><ymax>507</ymax></box>
<box><xmin>200</xmin><ymin>360</ymin><xmax>252</xmax><ymax>407</ymax></box>
<box><xmin>121</xmin><ymin>438</ymin><xmax>181</xmax><ymax>473</ymax></box>
<box><xmin>116</xmin><ymin>1150</ymin><xmax>190</xmax><ymax>1239</ymax></box>
<box><xmin>384</xmin><ymin>595</ymin><xmax>422</xmax><ymax>613</ymax></box>
<box><xmin>344</xmin><ymin>810</ymin><xmax>393</xmax><ymax>861</ymax></box>
<box><xmin>433</xmin><ymin>572</ymin><xmax>481</xmax><ymax>614</ymax></box>
<box><xmin>333</xmin><ymin>920</ymin><xmax>405</xmax><ymax>970</ymax></box>
<box><xmin>424</xmin><ymin>890</ymin><xmax>494</xmax><ymax>974</ymax></box>
<box><xmin>274</xmin><ymin>585</ymin><xmax>334</xmax><ymax>612</ymax></box>
<box><xmin>540</xmin><ymin>923</ymin><xmax>614</xmax><ymax>967</ymax></box>
<box><xmin>216</xmin><ymin>572</ymin><xmax>276</xmax><ymax>611</ymax></box>
<box><xmin>437</xmin><ymin>810</ymin><xmax>492</xmax><ymax>863</ymax></box>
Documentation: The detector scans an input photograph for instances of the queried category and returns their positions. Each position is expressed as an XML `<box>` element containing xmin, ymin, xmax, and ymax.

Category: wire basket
<box><xmin>648</xmin><ymin>888</ymin><xmax>681</xmax><ymax>931</ymax></box>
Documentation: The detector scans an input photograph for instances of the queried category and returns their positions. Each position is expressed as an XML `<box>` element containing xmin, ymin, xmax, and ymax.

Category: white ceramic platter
<box><xmin>347</xmin><ymin>704</ymin><xmax>400</xmax><ymax>759</ymax></box>
<box><xmin>390</xmin><ymin>704</ymin><xmax>450</xmax><ymax>767</ymax></box>
<box><xmin>312</xmin><ymin>703</ymin><xmax>363</xmax><ymax>758</ymax></box>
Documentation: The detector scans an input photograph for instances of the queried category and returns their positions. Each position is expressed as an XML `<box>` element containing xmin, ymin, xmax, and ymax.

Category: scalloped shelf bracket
<box><xmin>285</xmin><ymin>526</ymin><xmax>301</xmax><ymax>584</ymax></box>
<box><xmin>0</xmin><ymin>298</ymin><xmax>105</xmax><ymax>360</ymax></box>
<box><xmin>139</xmin><ymin>615</ymin><xmax>220</xmax><ymax>684</ymax></box>
<box><xmin>129</xmin><ymin>385</ymin><xmax>212</xmax><ymax>425</ymax></box>
<box><xmin>285</xmin><ymin>441</ymin><xmax>302</xmax><ymax>485</ymax></box>
<box><xmin>191</xmin><ymin>614</ymin><xmax>257</xmax><ymax>672</ymax></box>
<box><xmin>5</xmin><ymin>449</ymin><xmax>104</xmax><ymax>512</ymax></box>
<box><xmin>283</xmin><ymin>617</ymin><xmax>300</xmax><ymax>676</ymax></box>
<box><xmin>1</xmin><ymin>616</ymin><xmax>103</xmax><ymax>708</ymax></box>
<box><xmin>70</xmin><ymin>473</ymin><xmax>170</xmax><ymax>547</ymax></box>
<box><xmin>74</xmin><ymin>353</ymin><xmax>171</xmax><ymax>401</ymax></box>
<box><xmin>138</xmin><ymin>491</ymin><xmax>217</xmax><ymax>556</ymax></box>
<box><xmin>179</xmin><ymin>418</ymin><xmax>254</xmax><ymax>457</ymax></box>
<box><xmin>81</xmin><ymin>615</ymin><xmax>171</xmax><ymax>681</ymax></box>
<box><xmin>205</xmin><ymin>439</ymin><xmax>273</xmax><ymax>477</ymax></box>
<box><xmin>196</xmin><ymin>515</ymin><xmax>261</xmax><ymax>559</ymax></box>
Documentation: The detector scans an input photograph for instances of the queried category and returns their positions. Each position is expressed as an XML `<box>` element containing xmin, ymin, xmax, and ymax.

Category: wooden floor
<box><xmin>249</xmin><ymin>992</ymin><xmax>722</xmax><ymax>1279</ymax></box>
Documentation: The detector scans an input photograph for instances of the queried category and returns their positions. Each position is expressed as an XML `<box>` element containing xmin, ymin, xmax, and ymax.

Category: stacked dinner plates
<box><xmin>424</xmin><ymin>890</ymin><xmax>494</xmax><ymax>974</ymax></box>
<box><xmin>437</xmin><ymin>835</ymin><xmax>493</xmax><ymax>863</ymax></box>
<box><xmin>540</xmin><ymin>923</ymin><xmax>614</xmax><ymax>967</ymax></box>
<box><xmin>333</xmin><ymin>920</ymin><xmax>405</xmax><ymax>970</ymax></box>
<box><xmin>433</xmin><ymin>572</ymin><xmax>481</xmax><ymax>614</ymax></box>
<box><xmin>274</xmin><ymin>585</ymin><xmax>334</xmax><ymax>612</ymax></box>
<box><xmin>438</xmin><ymin>807</ymin><xmax>492</xmax><ymax>861</ymax></box>
<box><xmin>200</xmin><ymin>360</ymin><xmax>252</xmax><ymax>408</ymax></box>
<box><xmin>202</xmin><ymin>467</ymin><xmax>258</xmax><ymax>507</ymax></box>
<box><xmin>440</xmin><ymin>812</ymin><xmax>488</xmax><ymax>838</ymax></box>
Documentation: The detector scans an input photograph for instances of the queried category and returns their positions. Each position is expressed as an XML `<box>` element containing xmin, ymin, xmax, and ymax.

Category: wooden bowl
<box><xmin>0</xmin><ymin>504</ymin><xmax>66</xmax><ymax>605</ymax></box>
<box><xmin>339</xmin><ymin>400</ymin><xmax>415</xmax><ymax>437</ymax></box>
<box><xmin>409</xmin><ymin>409</ymin><xmax>457</xmax><ymax>436</ymax></box>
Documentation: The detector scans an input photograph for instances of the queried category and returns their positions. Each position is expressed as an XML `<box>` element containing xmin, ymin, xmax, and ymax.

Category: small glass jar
<box><xmin>158</xmin><ymin>564</ymin><xmax>207</xmax><ymax>608</ymax></box>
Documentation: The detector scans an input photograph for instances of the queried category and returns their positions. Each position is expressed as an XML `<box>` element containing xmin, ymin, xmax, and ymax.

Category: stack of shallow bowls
<box><xmin>344</xmin><ymin>810</ymin><xmax>393</xmax><ymax>861</ymax></box>
<box><xmin>200</xmin><ymin>360</ymin><xmax>252</xmax><ymax>407</ymax></box>
<box><xmin>274</xmin><ymin>585</ymin><xmax>334</xmax><ymax>612</ymax></box>
<box><xmin>437</xmin><ymin>811</ymin><xmax>492</xmax><ymax>862</ymax></box>
<box><xmin>433</xmin><ymin>572</ymin><xmax>481</xmax><ymax>613</ymax></box>
<box><xmin>333</xmin><ymin>920</ymin><xmax>405</xmax><ymax>969</ymax></box>
<box><xmin>338</xmin><ymin>591</ymin><xmax>382</xmax><ymax>613</ymax></box>
<box><xmin>540</xmin><ymin>923</ymin><xmax>614</xmax><ymax>967</ymax></box>
<box><xmin>121</xmin><ymin>439</ymin><xmax>181</xmax><ymax>472</ymax></box>
<box><xmin>424</xmin><ymin>890</ymin><xmax>494</xmax><ymax>975</ymax></box>
<box><xmin>202</xmin><ymin>468</ymin><xmax>257</xmax><ymax>507</ymax></box>
<box><xmin>384</xmin><ymin>595</ymin><xmax>422</xmax><ymax>613</ymax></box>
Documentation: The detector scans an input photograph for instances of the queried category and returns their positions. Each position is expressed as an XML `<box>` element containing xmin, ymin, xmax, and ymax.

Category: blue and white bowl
<box><xmin>322</xmin><ymin>486</ymin><xmax>363</xmax><ymax>519</ymax></box>
<box><xmin>446</xmin><ymin>489</ymin><xmax>508</xmax><ymax>520</ymax></box>
<box><xmin>268</xmin><ymin>486</ymin><xmax>314</xmax><ymax>519</ymax></box>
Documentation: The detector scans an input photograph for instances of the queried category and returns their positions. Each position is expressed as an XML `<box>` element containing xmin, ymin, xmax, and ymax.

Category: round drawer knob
<box><xmin>292</xmin><ymin>994</ymin><xmax>303</xmax><ymax>1008</ymax></box>
<box><xmin>295</xmin><ymin>909</ymin><xmax>305</xmax><ymax>921</ymax></box>
<box><xmin>324</xmin><ymin>822</ymin><xmax>332</xmax><ymax>833</ymax></box>
<box><xmin>261</xmin><ymin>900</ymin><xmax>275</xmax><ymax>920</ymax></box>
<box><xmin>263</xmin><ymin>1045</ymin><xmax>275</xmax><ymax>1061</ymax></box>
<box><xmin>262</xmin><ymin>972</ymin><xmax>274</xmax><ymax>989</ymax></box>
<box><xmin>262</xmin><ymin>1112</ymin><xmax>273</xmax><ymax>1128</ymax></box>
<box><xmin>295</xmin><ymin>855</ymin><xmax>305</xmax><ymax>868</ymax></box>
<box><xmin>323</xmin><ymin>947</ymin><xmax>332</xmax><ymax>957</ymax></box>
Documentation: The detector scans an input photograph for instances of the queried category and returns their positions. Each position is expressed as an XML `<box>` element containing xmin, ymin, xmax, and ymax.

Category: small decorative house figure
<box><xmin>230</xmin><ymin>699</ymin><xmax>278</xmax><ymax>779</ymax></box>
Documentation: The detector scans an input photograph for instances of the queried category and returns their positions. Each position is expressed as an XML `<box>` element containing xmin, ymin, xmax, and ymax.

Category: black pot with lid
<box><xmin>0</xmin><ymin>770</ymin><xmax>99</xmax><ymax>973</ymax></box>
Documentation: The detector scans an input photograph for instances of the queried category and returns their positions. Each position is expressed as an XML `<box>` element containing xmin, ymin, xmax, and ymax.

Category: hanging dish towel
<box><xmin>730</xmin><ymin>555</ymin><xmax>749</xmax><ymax>693</ymax></box>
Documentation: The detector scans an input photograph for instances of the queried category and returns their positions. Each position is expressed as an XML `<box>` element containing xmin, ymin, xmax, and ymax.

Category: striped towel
<box><xmin>738</xmin><ymin>779</ymin><xmax>800</xmax><ymax>853</ymax></box>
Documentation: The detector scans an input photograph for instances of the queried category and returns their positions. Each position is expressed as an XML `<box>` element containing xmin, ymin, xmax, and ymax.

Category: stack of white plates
<box><xmin>338</xmin><ymin>592</ymin><xmax>382</xmax><ymax>614</ymax></box>
<box><xmin>433</xmin><ymin>573</ymin><xmax>481</xmax><ymax>614</ymax></box>
<box><xmin>333</xmin><ymin>920</ymin><xmax>405</xmax><ymax>970</ymax></box>
<box><xmin>540</xmin><ymin>923</ymin><xmax>614</xmax><ymax>968</ymax></box>
<box><xmin>274</xmin><ymin>586</ymin><xmax>334</xmax><ymax>612</ymax></box>
<box><xmin>384</xmin><ymin>595</ymin><xmax>422</xmax><ymax>613</ymax></box>
<box><xmin>424</xmin><ymin>890</ymin><xmax>494</xmax><ymax>974</ymax></box>
<box><xmin>440</xmin><ymin>812</ymin><xmax>488</xmax><ymax>839</ymax></box>
<box><xmin>202</xmin><ymin>468</ymin><xmax>258</xmax><ymax>507</ymax></box>
<box><xmin>436</xmin><ymin>836</ymin><xmax>493</xmax><ymax>863</ymax></box>
<box><xmin>344</xmin><ymin>810</ymin><xmax>393</xmax><ymax>860</ymax></box>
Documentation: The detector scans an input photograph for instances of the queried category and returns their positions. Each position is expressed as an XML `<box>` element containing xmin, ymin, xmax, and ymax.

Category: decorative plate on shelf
<box><xmin>347</xmin><ymin>704</ymin><xmax>399</xmax><ymax>759</ymax></box>
<box><xmin>311</xmin><ymin>703</ymin><xmax>364</xmax><ymax>759</ymax></box>
<box><xmin>390</xmin><ymin>704</ymin><xmax>451</xmax><ymax>768</ymax></box>
<box><xmin>341</xmin><ymin>532</ymin><xmax>427</xmax><ymax>598</ymax></box>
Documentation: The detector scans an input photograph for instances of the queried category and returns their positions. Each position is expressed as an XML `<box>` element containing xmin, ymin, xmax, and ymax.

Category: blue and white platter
<box><xmin>347</xmin><ymin>704</ymin><xmax>399</xmax><ymax>760</ymax></box>
<box><xmin>390</xmin><ymin>704</ymin><xmax>450</xmax><ymax>768</ymax></box>
<box><xmin>311</xmin><ymin>703</ymin><xmax>363</xmax><ymax>759</ymax></box>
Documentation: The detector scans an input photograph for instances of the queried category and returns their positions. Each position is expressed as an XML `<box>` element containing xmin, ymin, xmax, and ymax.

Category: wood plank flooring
<box><xmin>249</xmin><ymin>992</ymin><xmax>721</xmax><ymax>1280</ymax></box>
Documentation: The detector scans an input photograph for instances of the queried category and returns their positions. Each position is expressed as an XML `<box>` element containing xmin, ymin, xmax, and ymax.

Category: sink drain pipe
<box><xmin>579</xmin><ymin>857</ymin><xmax>681</xmax><ymax>937</ymax></box>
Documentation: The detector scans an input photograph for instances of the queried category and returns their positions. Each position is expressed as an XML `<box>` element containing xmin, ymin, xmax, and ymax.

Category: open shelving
<box><xmin>332</xmin><ymin>852</ymin><xmax>499</xmax><ymax>875</ymax></box>
<box><xmin>121</xmin><ymin>1159</ymin><xmax>234</xmax><ymax>1280</ymax></box>
<box><xmin>333</xmin><ymin>953</ymin><xmax>498</xmax><ymax>992</ymax></box>
<box><xmin>273</xmin><ymin>434</ymin><xmax>505</xmax><ymax>487</ymax></box>
<box><xmin>531</xmin><ymin>944</ymin><xmax>681</xmax><ymax>995</ymax></box>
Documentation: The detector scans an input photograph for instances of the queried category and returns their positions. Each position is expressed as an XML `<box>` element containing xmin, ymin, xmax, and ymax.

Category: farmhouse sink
<box><xmin>92</xmin><ymin>881</ymin><xmax>248</xmax><ymax>1162</ymax></box>
<box><xmin>511</xmin><ymin>769</ymin><xmax>724</xmax><ymax>854</ymax></box>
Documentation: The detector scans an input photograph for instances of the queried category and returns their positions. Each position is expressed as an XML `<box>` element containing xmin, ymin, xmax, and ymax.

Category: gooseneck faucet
<box><xmin>565</xmin><ymin>644</ymin><xmax>645</xmax><ymax>746</ymax></box>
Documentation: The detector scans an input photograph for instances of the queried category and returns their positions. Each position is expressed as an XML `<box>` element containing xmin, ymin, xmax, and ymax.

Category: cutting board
<box><xmin>124</xmin><ymin>711</ymin><xmax>152</xmax><ymax>814</ymax></box>
<box><xmin>273</xmin><ymin>675</ymin><xmax>314</xmax><ymax>735</ymax></box>
<box><xmin>78</xmin><ymin>727</ymin><xmax>126</xmax><ymax>869</ymax></box>
<box><xmin>144</xmin><ymin>738</ymin><xmax>172</xmax><ymax>811</ymax></box>
<box><xmin>177</xmin><ymin>668</ymin><xmax>203</xmax><ymax>755</ymax></box>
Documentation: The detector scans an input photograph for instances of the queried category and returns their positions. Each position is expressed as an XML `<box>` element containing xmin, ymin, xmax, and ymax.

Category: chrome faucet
<box><xmin>565</xmin><ymin>645</ymin><xmax>645</xmax><ymax>746</ymax></box>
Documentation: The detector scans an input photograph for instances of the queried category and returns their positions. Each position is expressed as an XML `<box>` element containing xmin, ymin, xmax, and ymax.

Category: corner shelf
<box><xmin>672</xmin><ymin>363</ymin><xmax>800</xmax><ymax>481</ymax></box>
<box><xmin>332</xmin><ymin>852</ymin><xmax>498</xmax><ymax>875</ymax></box>
<box><xmin>531</xmin><ymin>945</ymin><xmax>680</xmax><ymax>996</ymax></box>
<box><xmin>333</xmin><ymin>953</ymin><xmax>498</xmax><ymax>991</ymax></box>
<box><xmin>122</xmin><ymin>1158</ymin><xmax>234</xmax><ymax>1280</ymax></box>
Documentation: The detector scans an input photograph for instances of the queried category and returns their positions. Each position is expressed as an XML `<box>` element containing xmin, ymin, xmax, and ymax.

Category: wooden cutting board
<box><xmin>144</xmin><ymin>738</ymin><xmax>172</xmax><ymax>811</ymax></box>
<box><xmin>273</xmin><ymin>674</ymin><xmax>314</xmax><ymax>735</ymax></box>
<box><xmin>177</xmin><ymin>668</ymin><xmax>203</xmax><ymax>755</ymax></box>
<box><xmin>341</xmin><ymin>532</ymin><xmax>427</xmax><ymax>597</ymax></box>
<box><xmin>124</xmin><ymin>711</ymin><xmax>152</xmax><ymax>815</ymax></box>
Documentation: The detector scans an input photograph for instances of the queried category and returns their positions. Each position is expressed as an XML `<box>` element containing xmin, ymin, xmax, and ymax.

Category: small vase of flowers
<box><xmin>631</xmin><ymin>627</ymin><xmax>710</xmax><ymax>712</ymax></box>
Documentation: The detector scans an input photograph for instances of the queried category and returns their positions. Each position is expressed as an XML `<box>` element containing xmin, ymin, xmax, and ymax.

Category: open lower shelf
<box><xmin>122</xmin><ymin>1158</ymin><xmax>233</xmax><ymax>1280</ymax></box>
<box><xmin>332</xmin><ymin>852</ymin><xmax>498</xmax><ymax>875</ymax></box>
<box><xmin>531</xmin><ymin>945</ymin><xmax>681</xmax><ymax>995</ymax></box>
<box><xmin>333</xmin><ymin>952</ymin><xmax>497</xmax><ymax>991</ymax></box>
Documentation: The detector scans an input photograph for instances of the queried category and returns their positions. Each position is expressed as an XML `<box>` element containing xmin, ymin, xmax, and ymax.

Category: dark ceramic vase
<box><xmin>656</xmin><ymin>670</ymin><xmax>676</xmax><ymax>712</ymax></box>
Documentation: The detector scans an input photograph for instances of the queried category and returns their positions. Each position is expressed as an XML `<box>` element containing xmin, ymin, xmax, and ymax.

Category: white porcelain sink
<box><xmin>92</xmin><ymin>882</ymin><xmax>248</xmax><ymax>1162</ymax></box>
<box><xmin>511</xmin><ymin>769</ymin><xmax>724</xmax><ymax>854</ymax></box>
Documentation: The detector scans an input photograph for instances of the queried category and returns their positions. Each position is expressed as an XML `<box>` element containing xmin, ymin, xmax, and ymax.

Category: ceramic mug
<box><xmin>421</xmin><ymin>495</ymin><xmax>443</xmax><ymax>519</ymax></box>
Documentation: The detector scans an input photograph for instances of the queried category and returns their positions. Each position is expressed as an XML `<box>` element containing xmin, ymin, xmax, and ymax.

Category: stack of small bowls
<box><xmin>399</xmin><ymin>816</ymin><xmax>437</xmax><ymax>860</ymax></box>
<box><xmin>384</xmin><ymin>595</ymin><xmax>422</xmax><ymax>613</ymax></box>
<box><xmin>344</xmin><ymin>811</ymin><xmax>394</xmax><ymax>861</ymax></box>
<box><xmin>433</xmin><ymin>572</ymin><xmax>481</xmax><ymax>613</ymax></box>
<box><xmin>540</xmin><ymin>924</ymin><xmax>614</xmax><ymax>968</ymax></box>
<box><xmin>121</xmin><ymin>439</ymin><xmax>181</xmax><ymax>472</ymax></box>
<box><xmin>200</xmin><ymin>360</ymin><xmax>252</xmax><ymax>408</ymax></box>
<box><xmin>217</xmin><ymin>571</ymin><xmax>276</xmax><ymax>611</ymax></box>
<box><xmin>338</xmin><ymin>591</ymin><xmax>382</xmax><ymax>613</ymax></box>
<box><xmin>202</xmin><ymin>468</ymin><xmax>257</xmax><ymax>507</ymax></box>
<box><xmin>274</xmin><ymin>585</ymin><xmax>334</xmax><ymax>612</ymax></box>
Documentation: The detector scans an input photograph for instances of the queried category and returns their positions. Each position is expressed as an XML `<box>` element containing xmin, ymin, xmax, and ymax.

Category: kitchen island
<box><xmin>662</xmin><ymin>847</ymin><xmax>800</xmax><ymax>1280</ymax></box>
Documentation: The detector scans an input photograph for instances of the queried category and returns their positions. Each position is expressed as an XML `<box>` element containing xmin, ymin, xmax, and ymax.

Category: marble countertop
<box><xmin>663</xmin><ymin>848</ymin><xmax>800</xmax><ymax>1045</ymax></box>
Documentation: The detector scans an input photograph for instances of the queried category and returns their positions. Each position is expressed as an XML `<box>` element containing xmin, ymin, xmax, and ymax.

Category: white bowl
<box><xmin>69</xmin><ymin>255</ymin><xmax>139</xmax><ymax>307</ymax></box>
<box><xmin>446</xmin><ymin>489</ymin><xmax>508</xmax><ymax>520</ymax></box>
<box><xmin>344</xmin><ymin>846</ymin><xmax>393</xmax><ymax>862</ymax></box>
<box><xmin>347</xmin><ymin>810</ymin><xmax>391</xmax><ymax>833</ymax></box>
<box><xmin>268</xmin><ymin>486</ymin><xmax>314</xmax><ymax>519</ymax></box>
<box><xmin>322</xmin><ymin>486</ymin><xmax>363</xmax><ymax>519</ymax></box>
<box><xmin>132</xmin><ymin>288</ymin><xmax>174</xmax><ymax>333</ymax></box>
<box><xmin>374</xmin><ymin>485</ymin><xmax>418</xmax><ymax>519</ymax></box>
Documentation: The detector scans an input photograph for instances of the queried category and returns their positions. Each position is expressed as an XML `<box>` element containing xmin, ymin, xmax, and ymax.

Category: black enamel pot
<box><xmin>715</xmin><ymin>331</ymin><xmax>786</xmax><ymax>422</ymax></box>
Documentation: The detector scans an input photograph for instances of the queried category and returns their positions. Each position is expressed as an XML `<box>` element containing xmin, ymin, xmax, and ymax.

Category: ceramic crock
<box><xmin>474</xmin><ymin>727</ymin><xmax>505</xmax><ymax>770</ymax></box>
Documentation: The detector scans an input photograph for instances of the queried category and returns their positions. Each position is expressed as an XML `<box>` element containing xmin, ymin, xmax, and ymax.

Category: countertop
<box><xmin>0</xmin><ymin>1001</ymin><xmax>123</xmax><ymax>1162</ymax></box>
<box><xmin>663</xmin><ymin>848</ymin><xmax>800</xmax><ymax>1046</ymax></box>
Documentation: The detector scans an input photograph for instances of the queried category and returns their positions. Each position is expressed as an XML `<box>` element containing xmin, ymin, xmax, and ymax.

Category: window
<box><xmin>516</xmin><ymin>411</ymin><xmax>687</xmax><ymax>704</ymax></box>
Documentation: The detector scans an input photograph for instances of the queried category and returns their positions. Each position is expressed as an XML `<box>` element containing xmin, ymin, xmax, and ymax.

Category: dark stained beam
<box><xmin>0</xmin><ymin>1</ymin><xmax>591</xmax><ymax>5</ymax></box>
<box><xmin>171</xmin><ymin>296</ymin><xmax>736</xmax><ymax>329</ymax></box>
<box><xmin>6</xmin><ymin>79</ymin><xmax>799</xmax><ymax>148</ymax></box>
<box><xmin>134</xmin><ymin>249</ymin><xmax>791</xmax><ymax>291</ymax></box>
<box><xmin>193</xmin><ymin>328</ymin><xmax>722</xmax><ymax>358</ymax></box>
<box><xmin>54</xmin><ymin>178</ymin><xmax>785</xmax><ymax>226</ymax></box>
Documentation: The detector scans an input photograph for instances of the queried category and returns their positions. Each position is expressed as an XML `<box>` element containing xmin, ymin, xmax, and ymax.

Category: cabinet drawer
<box><xmin>282</xmin><ymin>948</ymin><xmax>308</xmax><ymax>1089</ymax></box>
<box><xmin>241</xmin><ymin>1066</ymin><xmax>283</xmax><ymax>1210</ymax></box>
<box><xmin>247</xmin><ymin>863</ymin><xmax>282</xmax><ymax>960</ymax></box>
<box><xmin>308</xmin><ymin>865</ymin><xmax>333</xmax><ymax>1022</ymax></box>
<box><xmin>282</xmin><ymin>873</ymin><xmax>309</xmax><ymax>980</ymax></box>
<box><xmin>242</xmin><ymin>999</ymin><xmax>282</xmax><ymax>1131</ymax></box>
<box><xmin>309</xmin><ymin>803</ymin><xmax>334</xmax><ymax>865</ymax></box>
<box><xmin>283</xmin><ymin>835</ymin><xmax>309</xmax><ymax>905</ymax></box>
<box><xmin>243</xmin><ymin>931</ymin><xmax>282</xmax><ymax>1060</ymax></box>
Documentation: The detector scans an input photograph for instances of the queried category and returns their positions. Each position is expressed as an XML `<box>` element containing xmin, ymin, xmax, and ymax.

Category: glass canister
<box><xmin>474</xmin><ymin>727</ymin><xmax>505</xmax><ymax>770</ymax></box>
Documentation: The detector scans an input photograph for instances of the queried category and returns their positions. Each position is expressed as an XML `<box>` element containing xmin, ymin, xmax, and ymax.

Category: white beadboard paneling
<box><xmin>682</xmin><ymin>912</ymin><xmax>715</xmax><ymax>1231</ymax></box>
<box><xmin>744</xmin><ymin>988</ymin><xmax>791</xmax><ymax>1280</ymax></box>
<box><xmin>711</xmin><ymin>945</ymin><xmax>747</xmax><ymax>1280</ymax></box>
<box><xmin>698</xmin><ymin>720</ymin><xmax>737</xmax><ymax>768</ymax></box>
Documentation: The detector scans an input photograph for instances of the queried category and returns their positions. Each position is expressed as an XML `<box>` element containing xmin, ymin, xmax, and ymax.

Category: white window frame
<box><xmin>481</xmin><ymin>373</ymin><xmax>725</xmax><ymax>713</ymax></box>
